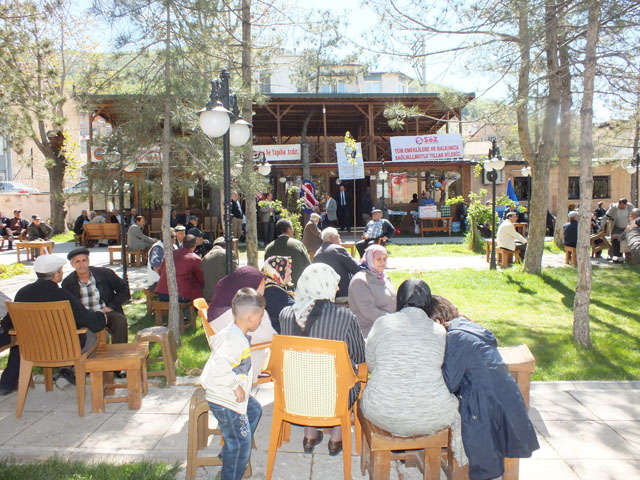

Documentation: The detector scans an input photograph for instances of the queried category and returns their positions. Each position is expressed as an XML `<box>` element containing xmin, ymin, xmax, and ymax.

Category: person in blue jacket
<box><xmin>442</xmin><ymin>316</ymin><xmax>539</xmax><ymax>480</ymax></box>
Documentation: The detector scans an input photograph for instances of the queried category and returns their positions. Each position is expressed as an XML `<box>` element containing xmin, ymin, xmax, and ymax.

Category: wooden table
<box><xmin>340</xmin><ymin>241</ymin><xmax>356</xmax><ymax>257</ymax></box>
<box><xmin>514</xmin><ymin>222</ymin><xmax>527</xmax><ymax>236</ymax></box>
<box><xmin>15</xmin><ymin>240</ymin><xmax>54</xmax><ymax>262</ymax></box>
<box><xmin>420</xmin><ymin>216</ymin><xmax>452</xmax><ymax>237</ymax></box>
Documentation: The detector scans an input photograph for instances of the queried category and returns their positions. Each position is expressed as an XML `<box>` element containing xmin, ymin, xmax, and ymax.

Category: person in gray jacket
<box><xmin>259</xmin><ymin>192</ymin><xmax>276</xmax><ymax>246</ymax></box>
<box><xmin>127</xmin><ymin>215</ymin><xmax>155</xmax><ymax>252</ymax></box>
<box><xmin>322</xmin><ymin>192</ymin><xmax>337</xmax><ymax>227</ymax></box>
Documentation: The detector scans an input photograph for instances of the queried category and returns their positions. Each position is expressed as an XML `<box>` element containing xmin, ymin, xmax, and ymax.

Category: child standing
<box><xmin>200</xmin><ymin>288</ymin><xmax>265</xmax><ymax>480</ymax></box>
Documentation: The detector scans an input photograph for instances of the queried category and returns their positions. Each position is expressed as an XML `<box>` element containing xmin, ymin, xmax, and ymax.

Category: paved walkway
<box><xmin>0</xmin><ymin>380</ymin><xmax>638</xmax><ymax>479</ymax></box>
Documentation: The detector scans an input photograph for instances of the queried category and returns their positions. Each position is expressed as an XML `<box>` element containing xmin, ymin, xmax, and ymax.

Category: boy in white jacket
<box><xmin>200</xmin><ymin>288</ymin><xmax>265</xmax><ymax>480</ymax></box>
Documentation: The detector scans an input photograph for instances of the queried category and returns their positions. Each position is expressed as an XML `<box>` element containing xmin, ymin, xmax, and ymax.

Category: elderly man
<box><xmin>302</xmin><ymin>212</ymin><xmax>323</xmax><ymax>256</ymax></box>
<box><xmin>0</xmin><ymin>255</ymin><xmax>106</xmax><ymax>392</ymax></box>
<box><xmin>109</xmin><ymin>208</ymin><xmax>122</xmax><ymax>225</ymax></box>
<box><xmin>127</xmin><ymin>215</ymin><xmax>155</xmax><ymax>252</ymax></box>
<box><xmin>620</xmin><ymin>208</ymin><xmax>640</xmax><ymax>262</ymax></box>
<box><xmin>313</xmin><ymin>227</ymin><xmax>359</xmax><ymax>299</ymax></box>
<box><xmin>337</xmin><ymin>185</ymin><xmax>351</xmax><ymax>232</ymax></box>
<box><xmin>155</xmin><ymin>234</ymin><xmax>204</xmax><ymax>303</ymax></box>
<box><xmin>356</xmin><ymin>208</ymin><xmax>395</xmax><ymax>257</ymax></box>
<box><xmin>187</xmin><ymin>226</ymin><xmax>211</xmax><ymax>257</ymax></box>
<box><xmin>88</xmin><ymin>210</ymin><xmax>105</xmax><ymax>224</ymax></box>
<box><xmin>264</xmin><ymin>219</ymin><xmax>310</xmax><ymax>287</ymax></box>
<box><xmin>603</xmin><ymin>198</ymin><xmax>635</xmax><ymax>260</ymax></box>
<box><xmin>73</xmin><ymin>210</ymin><xmax>89</xmax><ymax>237</ymax></box>
<box><xmin>322</xmin><ymin>191</ymin><xmax>337</xmax><ymax>228</ymax></box>
<box><xmin>624</xmin><ymin>217</ymin><xmax>640</xmax><ymax>264</ymax></box>
<box><xmin>0</xmin><ymin>211</ymin><xmax>11</xmax><ymax>247</ymax></box>
<box><xmin>497</xmin><ymin>211</ymin><xmax>527</xmax><ymax>258</ymax></box>
<box><xmin>7</xmin><ymin>210</ymin><xmax>29</xmax><ymax>246</ymax></box>
<box><xmin>27</xmin><ymin>215</ymin><xmax>53</xmax><ymax>244</ymax></box>
<box><xmin>174</xmin><ymin>225</ymin><xmax>186</xmax><ymax>248</ymax></box>
<box><xmin>202</xmin><ymin>236</ymin><xmax>238</xmax><ymax>301</ymax></box>
<box><xmin>230</xmin><ymin>191</ymin><xmax>244</xmax><ymax>240</ymax></box>
<box><xmin>147</xmin><ymin>229</ymin><xmax>176</xmax><ymax>292</ymax></box>
<box><xmin>563</xmin><ymin>211</ymin><xmax>579</xmax><ymax>249</ymax></box>
<box><xmin>62</xmin><ymin>248</ymin><xmax>129</xmax><ymax>346</ymax></box>
<box><xmin>175</xmin><ymin>206</ymin><xmax>192</xmax><ymax>226</ymax></box>
<box><xmin>259</xmin><ymin>192</ymin><xmax>276</xmax><ymax>246</ymax></box>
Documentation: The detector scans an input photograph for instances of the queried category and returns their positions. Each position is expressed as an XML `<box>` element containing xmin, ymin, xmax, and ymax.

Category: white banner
<box><xmin>390</xmin><ymin>133</ymin><xmax>463</xmax><ymax>162</ymax></box>
<box><xmin>335</xmin><ymin>142</ymin><xmax>365</xmax><ymax>180</ymax></box>
<box><xmin>254</xmin><ymin>144</ymin><xmax>301</xmax><ymax>162</ymax></box>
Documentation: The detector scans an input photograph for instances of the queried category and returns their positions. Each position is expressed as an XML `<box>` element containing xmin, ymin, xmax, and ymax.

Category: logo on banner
<box><xmin>300</xmin><ymin>180</ymin><xmax>319</xmax><ymax>213</ymax></box>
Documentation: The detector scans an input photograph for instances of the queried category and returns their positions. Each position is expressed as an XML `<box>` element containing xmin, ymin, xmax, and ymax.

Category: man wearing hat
<box><xmin>187</xmin><ymin>225</ymin><xmax>211</xmax><ymax>257</ymax></box>
<box><xmin>563</xmin><ymin>211</ymin><xmax>579</xmax><ymax>249</ymax></box>
<box><xmin>27</xmin><ymin>215</ymin><xmax>53</xmax><ymax>241</ymax></box>
<box><xmin>174</xmin><ymin>225</ymin><xmax>186</xmax><ymax>248</ymax></box>
<box><xmin>127</xmin><ymin>215</ymin><xmax>155</xmax><ymax>252</ymax></box>
<box><xmin>6</xmin><ymin>210</ymin><xmax>29</xmax><ymax>249</ymax></box>
<box><xmin>175</xmin><ymin>206</ymin><xmax>192</xmax><ymax>227</ymax></box>
<box><xmin>356</xmin><ymin>208</ymin><xmax>395</xmax><ymax>257</ymax></box>
<box><xmin>61</xmin><ymin>248</ymin><xmax>129</xmax><ymax>345</ymax></box>
<box><xmin>0</xmin><ymin>255</ymin><xmax>106</xmax><ymax>394</ymax></box>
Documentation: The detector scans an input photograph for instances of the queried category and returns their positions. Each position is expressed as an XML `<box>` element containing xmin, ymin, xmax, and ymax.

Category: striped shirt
<box><xmin>78</xmin><ymin>274</ymin><xmax>104</xmax><ymax>312</ymax></box>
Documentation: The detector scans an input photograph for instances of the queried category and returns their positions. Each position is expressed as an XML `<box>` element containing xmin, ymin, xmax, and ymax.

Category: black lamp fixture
<box><xmin>623</xmin><ymin>152</ymin><xmax>639</xmax><ymax>206</ymax></box>
<box><xmin>198</xmin><ymin>69</ymin><xmax>252</xmax><ymax>274</ymax></box>
<box><xmin>485</xmin><ymin>137</ymin><xmax>505</xmax><ymax>270</ymax></box>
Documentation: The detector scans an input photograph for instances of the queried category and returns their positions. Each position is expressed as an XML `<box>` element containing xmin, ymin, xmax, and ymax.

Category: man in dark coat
<box><xmin>62</xmin><ymin>248</ymin><xmax>129</xmax><ymax>345</ymax></box>
<box><xmin>312</xmin><ymin>227</ymin><xmax>359</xmax><ymax>299</ymax></box>
<box><xmin>73</xmin><ymin>210</ymin><xmax>89</xmax><ymax>236</ymax></box>
<box><xmin>0</xmin><ymin>255</ymin><xmax>106</xmax><ymax>395</ymax></box>
<box><xmin>230</xmin><ymin>191</ymin><xmax>244</xmax><ymax>240</ymax></box>
<box><xmin>264</xmin><ymin>219</ymin><xmax>310</xmax><ymax>287</ymax></box>
<box><xmin>563</xmin><ymin>211</ymin><xmax>578</xmax><ymax>248</ymax></box>
<box><xmin>443</xmin><ymin>318</ymin><xmax>539</xmax><ymax>480</ymax></box>
<box><xmin>336</xmin><ymin>185</ymin><xmax>351</xmax><ymax>232</ymax></box>
<box><xmin>202</xmin><ymin>237</ymin><xmax>237</xmax><ymax>301</ymax></box>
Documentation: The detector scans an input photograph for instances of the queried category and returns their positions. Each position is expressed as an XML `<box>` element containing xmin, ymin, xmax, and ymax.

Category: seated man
<box><xmin>312</xmin><ymin>227</ymin><xmax>359</xmax><ymax>299</ymax></box>
<box><xmin>174</xmin><ymin>225</ymin><xmax>186</xmax><ymax>248</ymax></box>
<box><xmin>355</xmin><ymin>208</ymin><xmax>394</xmax><ymax>258</ymax></box>
<box><xmin>0</xmin><ymin>211</ymin><xmax>10</xmax><ymax>246</ymax></box>
<box><xmin>147</xmin><ymin>229</ymin><xmax>176</xmax><ymax>292</ymax></box>
<box><xmin>127</xmin><ymin>215</ymin><xmax>155</xmax><ymax>252</ymax></box>
<box><xmin>7</xmin><ymin>210</ymin><xmax>29</xmax><ymax>246</ymax></box>
<box><xmin>1</xmin><ymin>255</ymin><xmax>106</xmax><ymax>393</ymax></box>
<box><xmin>264</xmin><ymin>219</ymin><xmax>310</xmax><ymax>287</ymax></box>
<box><xmin>62</xmin><ymin>248</ymin><xmax>129</xmax><ymax>345</ymax></box>
<box><xmin>155</xmin><ymin>234</ymin><xmax>204</xmax><ymax>303</ymax></box>
<box><xmin>187</xmin><ymin>226</ymin><xmax>212</xmax><ymax>257</ymax></box>
<box><xmin>109</xmin><ymin>208</ymin><xmax>122</xmax><ymax>224</ymax></box>
<box><xmin>563</xmin><ymin>211</ymin><xmax>578</xmax><ymax>248</ymax></box>
<box><xmin>620</xmin><ymin>208</ymin><xmax>640</xmax><ymax>262</ymax></box>
<box><xmin>88</xmin><ymin>210</ymin><xmax>105</xmax><ymax>224</ymax></box>
<box><xmin>175</xmin><ymin>206</ymin><xmax>192</xmax><ymax>226</ymax></box>
<box><xmin>302</xmin><ymin>213</ymin><xmax>323</xmax><ymax>256</ymax></box>
<box><xmin>202</xmin><ymin>236</ymin><xmax>238</xmax><ymax>301</ymax></box>
<box><xmin>73</xmin><ymin>210</ymin><xmax>89</xmax><ymax>237</ymax></box>
<box><xmin>624</xmin><ymin>217</ymin><xmax>640</xmax><ymax>264</ymax></box>
<box><xmin>27</xmin><ymin>215</ymin><xmax>53</xmax><ymax>241</ymax></box>
<box><xmin>497</xmin><ymin>211</ymin><xmax>527</xmax><ymax>258</ymax></box>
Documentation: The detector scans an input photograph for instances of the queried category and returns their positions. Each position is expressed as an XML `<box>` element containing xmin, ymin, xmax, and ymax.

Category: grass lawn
<box><xmin>386</xmin><ymin>243</ymin><xmax>473</xmax><ymax>257</ymax></box>
<box><xmin>389</xmin><ymin>265</ymin><xmax>640</xmax><ymax>381</ymax></box>
<box><xmin>0</xmin><ymin>458</ymin><xmax>178</xmax><ymax>480</ymax></box>
<box><xmin>50</xmin><ymin>231</ymin><xmax>75</xmax><ymax>243</ymax></box>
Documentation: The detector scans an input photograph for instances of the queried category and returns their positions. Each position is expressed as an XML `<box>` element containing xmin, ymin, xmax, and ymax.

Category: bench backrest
<box><xmin>84</xmin><ymin>223</ymin><xmax>121</xmax><ymax>241</ymax></box>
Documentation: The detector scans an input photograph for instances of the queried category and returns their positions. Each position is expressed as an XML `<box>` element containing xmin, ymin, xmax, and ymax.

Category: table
<box><xmin>420</xmin><ymin>216</ymin><xmax>452</xmax><ymax>237</ymax></box>
<box><xmin>514</xmin><ymin>223</ymin><xmax>527</xmax><ymax>236</ymax></box>
<box><xmin>340</xmin><ymin>241</ymin><xmax>356</xmax><ymax>257</ymax></box>
<box><xmin>15</xmin><ymin>241</ymin><xmax>54</xmax><ymax>262</ymax></box>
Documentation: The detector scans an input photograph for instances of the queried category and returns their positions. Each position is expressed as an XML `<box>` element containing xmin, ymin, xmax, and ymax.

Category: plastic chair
<box><xmin>6</xmin><ymin>300</ymin><xmax>103</xmax><ymax>418</ymax></box>
<box><xmin>265</xmin><ymin>335</ymin><xmax>367</xmax><ymax>480</ymax></box>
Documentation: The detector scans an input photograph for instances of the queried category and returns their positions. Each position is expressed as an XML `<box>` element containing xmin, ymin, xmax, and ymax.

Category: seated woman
<box><xmin>279</xmin><ymin>263</ymin><xmax>365</xmax><ymax>456</ymax></box>
<box><xmin>261</xmin><ymin>256</ymin><xmax>295</xmax><ymax>333</ymax></box>
<box><xmin>207</xmin><ymin>266</ymin><xmax>275</xmax><ymax>383</ymax></box>
<box><xmin>360</xmin><ymin>279</ymin><xmax>467</xmax><ymax>466</ymax></box>
<box><xmin>348</xmin><ymin>244</ymin><xmax>396</xmax><ymax>336</ymax></box>
<box><xmin>439</xmin><ymin>297</ymin><xmax>539</xmax><ymax>480</ymax></box>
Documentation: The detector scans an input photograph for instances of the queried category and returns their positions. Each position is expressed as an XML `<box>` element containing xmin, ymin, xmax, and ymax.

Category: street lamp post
<box><xmin>624</xmin><ymin>152</ymin><xmax>639</xmax><ymax>206</ymax></box>
<box><xmin>486</xmin><ymin>138</ymin><xmax>505</xmax><ymax>270</ymax></box>
<box><xmin>520</xmin><ymin>165</ymin><xmax>532</xmax><ymax>220</ymax></box>
<box><xmin>378</xmin><ymin>158</ymin><xmax>388</xmax><ymax>215</ymax></box>
<box><xmin>198</xmin><ymin>69</ymin><xmax>252</xmax><ymax>274</ymax></box>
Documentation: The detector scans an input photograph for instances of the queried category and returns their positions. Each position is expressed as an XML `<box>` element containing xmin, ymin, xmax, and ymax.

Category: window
<box><xmin>568</xmin><ymin>176</ymin><xmax>610</xmax><ymax>199</ymax></box>
<box><xmin>397</xmin><ymin>84</ymin><xmax>406</xmax><ymax>93</ymax></box>
<box><xmin>365</xmin><ymin>81</ymin><xmax>381</xmax><ymax>93</ymax></box>
<box><xmin>259</xmin><ymin>74</ymin><xmax>271</xmax><ymax>94</ymax></box>
<box><xmin>514</xmin><ymin>177</ymin><xmax>531</xmax><ymax>200</ymax></box>
<box><xmin>336</xmin><ymin>82</ymin><xmax>346</xmax><ymax>93</ymax></box>
<box><xmin>320</xmin><ymin>84</ymin><xmax>332</xmax><ymax>93</ymax></box>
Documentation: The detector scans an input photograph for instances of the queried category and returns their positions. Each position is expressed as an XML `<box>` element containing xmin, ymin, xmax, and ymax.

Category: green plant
<box><xmin>258</xmin><ymin>198</ymin><xmax>303</xmax><ymax>239</ymax></box>
<box><xmin>447</xmin><ymin>189</ymin><xmax>498</xmax><ymax>252</ymax></box>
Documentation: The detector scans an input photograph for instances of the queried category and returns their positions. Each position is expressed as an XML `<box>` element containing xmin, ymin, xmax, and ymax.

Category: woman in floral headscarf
<box><xmin>279</xmin><ymin>263</ymin><xmax>365</xmax><ymax>457</ymax></box>
<box><xmin>261</xmin><ymin>256</ymin><xmax>295</xmax><ymax>333</ymax></box>
<box><xmin>347</xmin><ymin>244</ymin><xmax>396</xmax><ymax>336</ymax></box>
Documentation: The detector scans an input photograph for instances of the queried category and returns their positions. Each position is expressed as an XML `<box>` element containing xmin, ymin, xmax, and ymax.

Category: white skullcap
<box><xmin>33</xmin><ymin>254</ymin><xmax>66</xmax><ymax>274</ymax></box>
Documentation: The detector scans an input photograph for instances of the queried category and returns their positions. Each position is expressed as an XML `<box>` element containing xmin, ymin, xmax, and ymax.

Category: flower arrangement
<box><xmin>343</xmin><ymin>131</ymin><xmax>360</xmax><ymax>167</ymax></box>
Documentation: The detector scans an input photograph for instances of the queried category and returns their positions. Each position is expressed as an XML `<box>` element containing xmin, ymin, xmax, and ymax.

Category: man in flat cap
<box><xmin>26</xmin><ymin>215</ymin><xmax>53</xmax><ymax>241</ymax></box>
<box><xmin>6</xmin><ymin>210</ymin><xmax>29</xmax><ymax>249</ymax></box>
<box><xmin>356</xmin><ymin>208</ymin><xmax>395</xmax><ymax>257</ymax></box>
<box><xmin>0</xmin><ymin>255</ymin><xmax>106</xmax><ymax>393</ymax></box>
<box><xmin>174</xmin><ymin>225</ymin><xmax>186</xmax><ymax>249</ymax></box>
<box><xmin>61</xmin><ymin>248</ymin><xmax>129</xmax><ymax>346</ymax></box>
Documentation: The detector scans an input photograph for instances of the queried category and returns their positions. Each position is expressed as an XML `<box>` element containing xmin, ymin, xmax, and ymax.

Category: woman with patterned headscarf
<box><xmin>261</xmin><ymin>256</ymin><xmax>295</xmax><ymax>333</ymax></box>
<box><xmin>279</xmin><ymin>263</ymin><xmax>365</xmax><ymax>457</ymax></box>
<box><xmin>347</xmin><ymin>244</ymin><xmax>396</xmax><ymax>336</ymax></box>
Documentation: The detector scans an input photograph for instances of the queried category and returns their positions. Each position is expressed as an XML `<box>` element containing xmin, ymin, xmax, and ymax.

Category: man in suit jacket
<box><xmin>323</xmin><ymin>192</ymin><xmax>337</xmax><ymax>228</ymax></box>
<box><xmin>264</xmin><ymin>219</ymin><xmax>310</xmax><ymax>287</ymax></box>
<box><xmin>312</xmin><ymin>227</ymin><xmax>359</xmax><ymax>298</ymax></box>
<box><xmin>62</xmin><ymin>248</ymin><xmax>129</xmax><ymax>344</ymax></box>
<box><xmin>497</xmin><ymin>212</ymin><xmax>527</xmax><ymax>257</ymax></box>
<box><xmin>259</xmin><ymin>192</ymin><xmax>276</xmax><ymax>246</ymax></box>
<box><xmin>175</xmin><ymin>206</ymin><xmax>192</xmax><ymax>226</ymax></box>
<box><xmin>302</xmin><ymin>213</ymin><xmax>323</xmax><ymax>256</ymax></box>
<box><xmin>26</xmin><ymin>215</ymin><xmax>53</xmax><ymax>241</ymax></box>
<box><xmin>336</xmin><ymin>185</ymin><xmax>351</xmax><ymax>232</ymax></box>
<box><xmin>230</xmin><ymin>191</ymin><xmax>244</xmax><ymax>240</ymax></box>
<box><xmin>127</xmin><ymin>215</ymin><xmax>155</xmax><ymax>252</ymax></box>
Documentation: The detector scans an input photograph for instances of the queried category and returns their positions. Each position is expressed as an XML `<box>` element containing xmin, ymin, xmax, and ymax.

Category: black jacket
<box><xmin>443</xmin><ymin>319</ymin><xmax>539</xmax><ymax>480</ymax></box>
<box><xmin>61</xmin><ymin>266</ymin><xmax>129</xmax><ymax>314</ymax></box>
<box><xmin>2</xmin><ymin>279</ymin><xmax>105</xmax><ymax>346</ymax></box>
<box><xmin>230</xmin><ymin>199</ymin><xmax>243</xmax><ymax>219</ymax></box>
<box><xmin>73</xmin><ymin>215</ymin><xmax>88</xmax><ymax>235</ymax></box>
<box><xmin>312</xmin><ymin>242</ymin><xmax>360</xmax><ymax>297</ymax></box>
<box><xmin>563</xmin><ymin>220</ymin><xmax>578</xmax><ymax>248</ymax></box>
<box><xmin>263</xmin><ymin>284</ymin><xmax>294</xmax><ymax>333</ymax></box>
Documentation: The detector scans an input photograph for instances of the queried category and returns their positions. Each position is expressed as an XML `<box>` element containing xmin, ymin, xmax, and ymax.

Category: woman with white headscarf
<box><xmin>279</xmin><ymin>263</ymin><xmax>365</xmax><ymax>457</ymax></box>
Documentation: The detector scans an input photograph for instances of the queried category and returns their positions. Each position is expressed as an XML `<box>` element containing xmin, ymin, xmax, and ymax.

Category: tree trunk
<box><xmin>553</xmin><ymin>20</ymin><xmax>572</xmax><ymax>247</ymax></box>
<box><xmin>301</xmin><ymin>110</ymin><xmax>314</xmax><ymax>181</ymax></box>
<box><xmin>48</xmin><ymin>153</ymin><xmax>67</xmax><ymax>233</ymax></box>
<box><xmin>241</xmin><ymin>0</ymin><xmax>258</xmax><ymax>268</ymax></box>
<box><xmin>573</xmin><ymin>0</ymin><xmax>600</xmax><ymax>349</ymax></box>
<box><xmin>162</xmin><ymin>2</ymin><xmax>180</xmax><ymax>342</ymax></box>
<box><xmin>523</xmin><ymin>0</ymin><xmax>561</xmax><ymax>274</ymax></box>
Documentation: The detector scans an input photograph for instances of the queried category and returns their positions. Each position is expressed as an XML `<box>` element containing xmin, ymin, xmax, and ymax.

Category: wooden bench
<box><xmin>420</xmin><ymin>216</ymin><xmax>452</xmax><ymax>237</ymax></box>
<box><xmin>564</xmin><ymin>246</ymin><xmax>577</xmax><ymax>266</ymax></box>
<box><xmin>497</xmin><ymin>247</ymin><xmax>521</xmax><ymax>268</ymax></box>
<box><xmin>83</xmin><ymin>223</ymin><xmax>121</xmax><ymax>247</ymax></box>
<box><xmin>590</xmin><ymin>231</ymin><xmax>610</xmax><ymax>257</ymax></box>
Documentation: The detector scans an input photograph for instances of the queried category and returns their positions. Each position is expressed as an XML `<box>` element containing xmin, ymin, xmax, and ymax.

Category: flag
<box><xmin>507</xmin><ymin>178</ymin><xmax>519</xmax><ymax>205</ymax></box>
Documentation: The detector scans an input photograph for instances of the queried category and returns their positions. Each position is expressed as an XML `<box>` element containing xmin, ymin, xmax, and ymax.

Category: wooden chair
<box><xmin>265</xmin><ymin>335</ymin><xmax>367</xmax><ymax>480</ymax></box>
<box><xmin>564</xmin><ymin>246</ymin><xmax>577</xmax><ymax>266</ymax></box>
<box><xmin>152</xmin><ymin>300</ymin><xmax>196</xmax><ymax>334</ymax></box>
<box><xmin>185</xmin><ymin>387</ymin><xmax>254</xmax><ymax>480</ymax></box>
<box><xmin>150</xmin><ymin>217</ymin><xmax>162</xmax><ymax>238</ymax></box>
<box><xmin>134</xmin><ymin>326</ymin><xmax>178</xmax><ymax>385</ymax></box>
<box><xmin>5</xmin><ymin>300</ymin><xmax>103</xmax><ymax>418</ymax></box>
<box><xmin>143</xmin><ymin>288</ymin><xmax>157</xmax><ymax>315</ymax></box>
<box><xmin>497</xmin><ymin>248</ymin><xmax>521</xmax><ymax>268</ymax></box>
<box><xmin>590</xmin><ymin>231</ymin><xmax>610</xmax><ymax>257</ymax></box>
